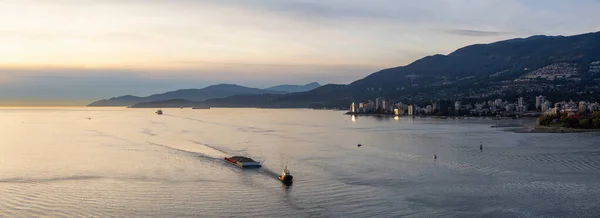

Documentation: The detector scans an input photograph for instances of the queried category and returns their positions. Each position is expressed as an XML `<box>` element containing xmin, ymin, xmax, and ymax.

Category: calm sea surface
<box><xmin>1</xmin><ymin>107</ymin><xmax>600</xmax><ymax>217</ymax></box>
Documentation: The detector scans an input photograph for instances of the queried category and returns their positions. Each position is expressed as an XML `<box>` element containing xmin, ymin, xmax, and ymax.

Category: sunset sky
<box><xmin>1</xmin><ymin>0</ymin><xmax>599</xmax><ymax>105</ymax></box>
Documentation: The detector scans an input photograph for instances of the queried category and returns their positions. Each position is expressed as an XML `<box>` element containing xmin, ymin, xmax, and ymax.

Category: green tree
<box><xmin>559</xmin><ymin>115</ymin><xmax>569</xmax><ymax>124</ymax></box>
<box><xmin>564</xmin><ymin>116</ymin><xmax>579</xmax><ymax>128</ymax></box>
<box><xmin>592</xmin><ymin>111</ymin><xmax>600</xmax><ymax>119</ymax></box>
<box><xmin>593</xmin><ymin>119</ymin><xmax>600</xmax><ymax>128</ymax></box>
<box><xmin>579</xmin><ymin>119</ymin><xmax>593</xmax><ymax>129</ymax></box>
<box><xmin>537</xmin><ymin>115</ymin><xmax>556</xmax><ymax>126</ymax></box>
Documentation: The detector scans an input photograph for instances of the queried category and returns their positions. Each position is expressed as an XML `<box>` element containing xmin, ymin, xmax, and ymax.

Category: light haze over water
<box><xmin>1</xmin><ymin>108</ymin><xmax>600</xmax><ymax>217</ymax></box>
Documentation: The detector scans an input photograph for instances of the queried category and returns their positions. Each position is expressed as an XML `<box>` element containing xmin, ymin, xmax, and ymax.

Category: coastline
<box><xmin>345</xmin><ymin>112</ymin><xmax>537</xmax><ymax>120</ymax></box>
<box><xmin>346</xmin><ymin>112</ymin><xmax>599</xmax><ymax>134</ymax></box>
<box><xmin>507</xmin><ymin>125</ymin><xmax>600</xmax><ymax>133</ymax></box>
<box><xmin>346</xmin><ymin>113</ymin><xmax>396</xmax><ymax>117</ymax></box>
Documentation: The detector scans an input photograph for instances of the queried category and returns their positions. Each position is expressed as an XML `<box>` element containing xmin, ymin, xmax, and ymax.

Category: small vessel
<box><xmin>155</xmin><ymin>109</ymin><xmax>163</xmax><ymax>115</ymax></box>
<box><xmin>224</xmin><ymin>156</ymin><xmax>262</xmax><ymax>168</ymax></box>
<box><xmin>277</xmin><ymin>166</ymin><xmax>293</xmax><ymax>185</ymax></box>
<box><xmin>192</xmin><ymin>106</ymin><xmax>210</xmax><ymax>109</ymax></box>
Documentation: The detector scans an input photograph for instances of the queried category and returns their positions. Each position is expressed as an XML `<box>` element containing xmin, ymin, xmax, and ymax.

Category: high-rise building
<box><xmin>516</xmin><ymin>97</ymin><xmax>524</xmax><ymax>112</ymax></box>
<box><xmin>395</xmin><ymin>102</ymin><xmax>403</xmax><ymax>111</ymax></box>
<box><xmin>454</xmin><ymin>101</ymin><xmax>461</xmax><ymax>111</ymax></box>
<box><xmin>432</xmin><ymin>102</ymin><xmax>440</xmax><ymax>113</ymax></box>
<box><xmin>535</xmin><ymin>95</ymin><xmax>546</xmax><ymax>111</ymax></box>
<box><xmin>375</xmin><ymin>97</ymin><xmax>384</xmax><ymax>111</ymax></box>
<box><xmin>542</xmin><ymin>100</ymin><xmax>552</xmax><ymax>112</ymax></box>
<box><xmin>408</xmin><ymin>105</ymin><xmax>414</xmax><ymax>116</ymax></box>
<box><xmin>426</xmin><ymin>105</ymin><xmax>432</xmax><ymax>114</ymax></box>
<box><xmin>518</xmin><ymin>97</ymin><xmax>524</xmax><ymax>107</ymax></box>
<box><xmin>366</xmin><ymin>100</ymin><xmax>375</xmax><ymax>112</ymax></box>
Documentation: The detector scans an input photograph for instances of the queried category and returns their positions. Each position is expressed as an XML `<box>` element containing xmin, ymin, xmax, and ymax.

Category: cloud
<box><xmin>444</xmin><ymin>29</ymin><xmax>512</xmax><ymax>37</ymax></box>
<box><xmin>1</xmin><ymin>0</ymin><xmax>600</xmax><ymax>105</ymax></box>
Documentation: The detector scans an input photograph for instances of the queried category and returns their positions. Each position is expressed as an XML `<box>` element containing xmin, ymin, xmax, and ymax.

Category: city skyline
<box><xmin>2</xmin><ymin>0</ymin><xmax>600</xmax><ymax>105</ymax></box>
<box><xmin>349</xmin><ymin>95</ymin><xmax>600</xmax><ymax>117</ymax></box>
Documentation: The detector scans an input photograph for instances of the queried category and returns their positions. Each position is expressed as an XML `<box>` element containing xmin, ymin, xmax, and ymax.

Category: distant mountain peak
<box><xmin>265</xmin><ymin>82</ymin><xmax>321</xmax><ymax>93</ymax></box>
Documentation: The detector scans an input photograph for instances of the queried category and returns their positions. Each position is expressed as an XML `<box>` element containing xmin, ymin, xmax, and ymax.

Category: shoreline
<box><xmin>345</xmin><ymin>112</ymin><xmax>537</xmax><ymax>120</ymax></box>
<box><xmin>347</xmin><ymin>112</ymin><xmax>599</xmax><ymax>134</ymax></box>
<box><xmin>507</xmin><ymin>125</ymin><xmax>600</xmax><ymax>133</ymax></box>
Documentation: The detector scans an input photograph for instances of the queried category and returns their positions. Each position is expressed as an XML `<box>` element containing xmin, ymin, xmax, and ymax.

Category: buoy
<box><xmin>357</xmin><ymin>144</ymin><xmax>362</xmax><ymax>147</ymax></box>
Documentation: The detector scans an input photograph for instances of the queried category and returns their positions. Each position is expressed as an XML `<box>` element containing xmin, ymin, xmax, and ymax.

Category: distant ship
<box><xmin>277</xmin><ymin>166</ymin><xmax>293</xmax><ymax>185</ymax></box>
<box><xmin>155</xmin><ymin>109</ymin><xmax>163</xmax><ymax>115</ymax></box>
<box><xmin>192</xmin><ymin>106</ymin><xmax>210</xmax><ymax>109</ymax></box>
<box><xmin>224</xmin><ymin>156</ymin><xmax>262</xmax><ymax>168</ymax></box>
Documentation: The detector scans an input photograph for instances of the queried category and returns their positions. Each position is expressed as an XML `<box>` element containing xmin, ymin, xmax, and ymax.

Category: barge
<box><xmin>224</xmin><ymin>156</ymin><xmax>262</xmax><ymax>168</ymax></box>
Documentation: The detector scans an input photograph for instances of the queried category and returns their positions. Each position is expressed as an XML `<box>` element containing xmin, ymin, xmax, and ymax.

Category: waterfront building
<box><xmin>505</xmin><ymin>104</ymin><xmax>516</xmax><ymax>112</ymax></box>
<box><xmin>518</xmin><ymin>97</ymin><xmax>524</xmax><ymax>108</ymax></box>
<box><xmin>542</xmin><ymin>100</ymin><xmax>552</xmax><ymax>113</ymax></box>
<box><xmin>375</xmin><ymin>97</ymin><xmax>384</xmax><ymax>111</ymax></box>
<box><xmin>536</xmin><ymin>95</ymin><xmax>546</xmax><ymax>111</ymax></box>
<box><xmin>454</xmin><ymin>101</ymin><xmax>461</xmax><ymax>111</ymax></box>
<box><xmin>494</xmin><ymin>99</ymin><xmax>503</xmax><ymax>108</ymax></box>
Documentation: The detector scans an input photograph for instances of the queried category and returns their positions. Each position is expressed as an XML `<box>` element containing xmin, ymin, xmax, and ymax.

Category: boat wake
<box><xmin>148</xmin><ymin>142</ymin><xmax>224</xmax><ymax>163</ymax></box>
<box><xmin>190</xmin><ymin>141</ymin><xmax>232</xmax><ymax>157</ymax></box>
<box><xmin>149</xmin><ymin>141</ymin><xmax>281</xmax><ymax>180</ymax></box>
<box><xmin>259</xmin><ymin>168</ymin><xmax>280</xmax><ymax>179</ymax></box>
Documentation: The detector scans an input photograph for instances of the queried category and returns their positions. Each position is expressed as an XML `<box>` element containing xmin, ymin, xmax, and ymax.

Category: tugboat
<box><xmin>277</xmin><ymin>166</ymin><xmax>293</xmax><ymax>185</ymax></box>
<box><xmin>155</xmin><ymin>109</ymin><xmax>163</xmax><ymax>115</ymax></box>
<box><xmin>224</xmin><ymin>156</ymin><xmax>262</xmax><ymax>168</ymax></box>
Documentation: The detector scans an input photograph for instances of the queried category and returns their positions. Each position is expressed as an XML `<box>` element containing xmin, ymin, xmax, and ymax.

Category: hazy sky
<box><xmin>1</xmin><ymin>0</ymin><xmax>599</xmax><ymax>105</ymax></box>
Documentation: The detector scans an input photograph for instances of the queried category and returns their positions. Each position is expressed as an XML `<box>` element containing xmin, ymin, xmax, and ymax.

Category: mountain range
<box><xmin>88</xmin><ymin>83</ymin><xmax>321</xmax><ymax>107</ymax></box>
<box><xmin>265</xmin><ymin>82</ymin><xmax>321</xmax><ymax>93</ymax></box>
<box><xmin>92</xmin><ymin>31</ymin><xmax>600</xmax><ymax>108</ymax></box>
<box><xmin>268</xmin><ymin>31</ymin><xmax>600</xmax><ymax>107</ymax></box>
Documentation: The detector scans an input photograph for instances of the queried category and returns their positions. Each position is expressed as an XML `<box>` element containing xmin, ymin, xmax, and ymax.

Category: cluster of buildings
<box><xmin>349</xmin><ymin>95</ymin><xmax>600</xmax><ymax>117</ymax></box>
<box><xmin>350</xmin><ymin>97</ymin><xmax>404</xmax><ymax>115</ymax></box>
<box><xmin>589</xmin><ymin>61</ymin><xmax>600</xmax><ymax>75</ymax></box>
<box><xmin>516</xmin><ymin>63</ymin><xmax>579</xmax><ymax>81</ymax></box>
<box><xmin>543</xmin><ymin>100</ymin><xmax>600</xmax><ymax>116</ymax></box>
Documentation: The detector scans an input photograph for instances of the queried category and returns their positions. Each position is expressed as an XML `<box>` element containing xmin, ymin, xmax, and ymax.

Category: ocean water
<box><xmin>1</xmin><ymin>107</ymin><xmax>600</xmax><ymax>217</ymax></box>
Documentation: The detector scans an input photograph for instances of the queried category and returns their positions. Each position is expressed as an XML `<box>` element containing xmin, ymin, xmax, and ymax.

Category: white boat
<box><xmin>277</xmin><ymin>166</ymin><xmax>293</xmax><ymax>185</ymax></box>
